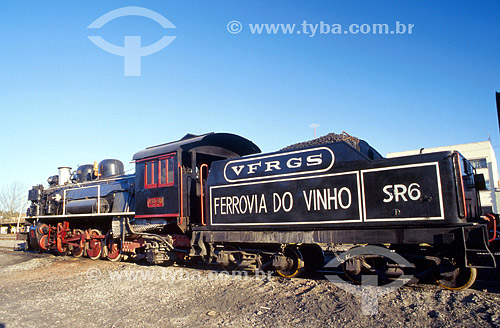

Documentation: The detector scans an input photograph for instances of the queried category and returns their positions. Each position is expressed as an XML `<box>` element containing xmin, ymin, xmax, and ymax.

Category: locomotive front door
<box><xmin>135</xmin><ymin>153</ymin><xmax>179</xmax><ymax>219</ymax></box>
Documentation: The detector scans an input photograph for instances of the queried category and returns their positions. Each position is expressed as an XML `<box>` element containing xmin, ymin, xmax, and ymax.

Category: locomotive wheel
<box><xmin>36</xmin><ymin>223</ymin><xmax>49</xmax><ymax>236</ymax></box>
<box><xmin>106</xmin><ymin>238</ymin><xmax>122</xmax><ymax>262</ymax></box>
<box><xmin>87</xmin><ymin>229</ymin><xmax>103</xmax><ymax>260</ymax></box>
<box><xmin>28</xmin><ymin>227</ymin><xmax>38</xmax><ymax>250</ymax></box>
<box><xmin>34</xmin><ymin>223</ymin><xmax>49</xmax><ymax>252</ymax></box>
<box><xmin>276</xmin><ymin>246</ymin><xmax>304</xmax><ymax>278</ymax></box>
<box><xmin>71</xmin><ymin>229</ymin><xmax>86</xmax><ymax>258</ymax></box>
<box><xmin>56</xmin><ymin>237</ymin><xmax>69</xmax><ymax>256</ymax></box>
<box><xmin>432</xmin><ymin>251</ymin><xmax>477</xmax><ymax>290</ymax></box>
<box><xmin>220</xmin><ymin>245</ymin><xmax>242</xmax><ymax>272</ymax></box>
<box><xmin>37</xmin><ymin>235</ymin><xmax>49</xmax><ymax>251</ymax></box>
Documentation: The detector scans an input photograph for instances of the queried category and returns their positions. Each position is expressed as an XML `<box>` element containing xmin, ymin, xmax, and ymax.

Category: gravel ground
<box><xmin>0</xmin><ymin>251</ymin><xmax>499</xmax><ymax>328</ymax></box>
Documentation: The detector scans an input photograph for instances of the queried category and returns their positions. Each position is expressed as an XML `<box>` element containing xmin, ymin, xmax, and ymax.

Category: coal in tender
<box><xmin>281</xmin><ymin>132</ymin><xmax>360</xmax><ymax>151</ymax></box>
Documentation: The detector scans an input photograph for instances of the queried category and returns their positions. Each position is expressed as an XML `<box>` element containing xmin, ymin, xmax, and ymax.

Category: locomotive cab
<box><xmin>132</xmin><ymin>133</ymin><xmax>260</xmax><ymax>231</ymax></box>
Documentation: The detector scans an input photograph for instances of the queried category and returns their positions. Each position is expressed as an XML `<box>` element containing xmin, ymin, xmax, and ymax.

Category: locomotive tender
<box><xmin>26</xmin><ymin>132</ymin><xmax>497</xmax><ymax>289</ymax></box>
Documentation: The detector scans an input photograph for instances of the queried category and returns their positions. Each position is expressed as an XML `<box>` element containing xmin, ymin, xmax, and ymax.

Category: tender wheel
<box><xmin>342</xmin><ymin>254</ymin><xmax>402</xmax><ymax>285</ymax></box>
<box><xmin>276</xmin><ymin>246</ymin><xmax>304</xmax><ymax>278</ymax></box>
<box><xmin>342</xmin><ymin>257</ymin><xmax>363</xmax><ymax>283</ymax></box>
<box><xmin>87</xmin><ymin>229</ymin><xmax>103</xmax><ymax>260</ymax></box>
<box><xmin>106</xmin><ymin>237</ymin><xmax>122</xmax><ymax>262</ymax></box>
<box><xmin>71</xmin><ymin>229</ymin><xmax>86</xmax><ymax>258</ymax></box>
<box><xmin>299</xmin><ymin>244</ymin><xmax>325</xmax><ymax>273</ymax></box>
<box><xmin>432</xmin><ymin>251</ymin><xmax>477</xmax><ymax>290</ymax></box>
<box><xmin>220</xmin><ymin>245</ymin><xmax>242</xmax><ymax>271</ymax></box>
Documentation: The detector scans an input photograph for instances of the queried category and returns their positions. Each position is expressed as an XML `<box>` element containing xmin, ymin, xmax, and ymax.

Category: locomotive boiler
<box><xmin>25</xmin><ymin>132</ymin><xmax>498</xmax><ymax>289</ymax></box>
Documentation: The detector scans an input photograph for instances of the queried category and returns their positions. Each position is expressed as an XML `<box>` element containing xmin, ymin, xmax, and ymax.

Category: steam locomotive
<box><xmin>25</xmin><ymin>132</ymin><xmax>497</xmax><ymax>290</ymax></box>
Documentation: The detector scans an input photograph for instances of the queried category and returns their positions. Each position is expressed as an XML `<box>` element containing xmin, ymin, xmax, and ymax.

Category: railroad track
<box><xmin>0</xmin><ymin>237</ymin><xmax>26</xmax><ymax>251</ymax></box>
<box><xmin>0</xmin><ymin>246</ymin><xmax>24</xmax><ymax>251</ymax></box>
<box><xmin>316</xmin><ymin>267</ymin><xmax>500</xmax><ymax>293</ymax></box>
<box><xmin>0</xmin><ymin>235</ymin><xmax>19</xmax><ymax>240</ymax></box>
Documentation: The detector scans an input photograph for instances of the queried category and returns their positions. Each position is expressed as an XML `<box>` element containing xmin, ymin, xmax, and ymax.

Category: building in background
<box><xmin>387</xmin><ymin>141</ymin><xmax>500</xmax><ymax>214</ymax></box>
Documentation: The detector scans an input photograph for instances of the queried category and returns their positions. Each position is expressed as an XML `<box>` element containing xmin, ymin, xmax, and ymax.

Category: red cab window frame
<box><xmin>145</xmin><ymin>161</ymin><xmax>157</xmax><ymax>188</ymax></box>
<box><xmin>144</xmin><ymin>155</ymin><xmax>175</xmax><ymax>189</ymax></box>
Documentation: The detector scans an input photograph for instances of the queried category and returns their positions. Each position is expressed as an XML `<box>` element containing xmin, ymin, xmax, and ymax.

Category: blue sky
<box><xmin>0</xmin><ymin>0</ymin><xmax>499</xmax><ymax>190</ymax></box>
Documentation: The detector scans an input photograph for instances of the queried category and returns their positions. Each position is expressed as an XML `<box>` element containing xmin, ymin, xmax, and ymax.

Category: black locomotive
<box><xmin>25</xmin><ymin>132</ymin><xmax>498</xmax><ymax>289</ymax></box>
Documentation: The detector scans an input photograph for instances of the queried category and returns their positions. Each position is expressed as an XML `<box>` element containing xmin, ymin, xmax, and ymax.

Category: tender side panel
<box><xmin>210</xmin><ymin>171</ymin><xmax>362</xmax><ymax>226</ymax></box>
<box><xmin>209</xmin><ymin>163</ymin><xmax>447</xmax><ymax>228</ymax></box>
<box><xmin>205</xmin><ymin>143</ymin><xmax>462</xmax><ymax>229</ymax></box>
<box><xmin>361</xmin><ymin>162</ymin><xmax>445</xmax><ymax>221</ymax></box>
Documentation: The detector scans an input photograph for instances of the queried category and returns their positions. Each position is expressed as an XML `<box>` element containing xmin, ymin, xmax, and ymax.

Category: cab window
<box><xmin>145</xmin><ymin>155</ymin><xmax>175</xmax><ymax>188</ymax></box>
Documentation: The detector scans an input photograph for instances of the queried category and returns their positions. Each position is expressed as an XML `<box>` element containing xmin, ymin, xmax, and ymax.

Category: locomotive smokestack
<box><xmin>58</xmin><ymin>167</ymin><xmax>72</xmax><ymax>185</ymax></box>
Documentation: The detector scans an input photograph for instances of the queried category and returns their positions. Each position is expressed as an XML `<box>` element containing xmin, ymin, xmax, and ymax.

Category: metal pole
<box><xmin>310</xmin><ymin>123</ymin><xmax>319</xmax><ymax>139</ymax></box>
<box><xmin>16</xmin><ymin>197</ymin><xmax>26</xmax><ymax>240</ymax></box>
<box><xmin>496</xmin><ymin>92</ymin><xmax>500</xmax><ymax>136</ymax></box>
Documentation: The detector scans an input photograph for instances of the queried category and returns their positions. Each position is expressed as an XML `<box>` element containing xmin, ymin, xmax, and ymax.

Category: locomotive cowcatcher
<box><xmin>25</xmin><ymin>132</ymin><xmax>498</xmax><ymax>290</ymax></box>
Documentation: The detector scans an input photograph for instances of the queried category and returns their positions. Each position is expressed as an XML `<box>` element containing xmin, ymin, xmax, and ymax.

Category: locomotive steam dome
<box><xmin>75</xmin><ymin>164</ymin><xmax>94</xmax><ymax>183</ymax></box>
<box><xmin>99</xmin><ymin>159</ymin><xmax>124</xmax><ymax>178</ymax></box>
